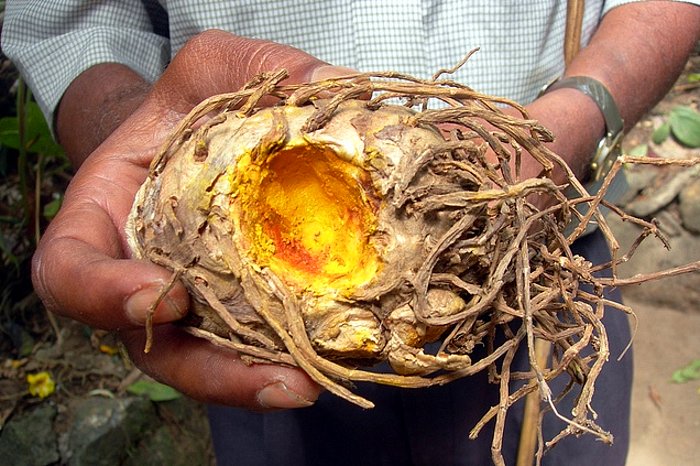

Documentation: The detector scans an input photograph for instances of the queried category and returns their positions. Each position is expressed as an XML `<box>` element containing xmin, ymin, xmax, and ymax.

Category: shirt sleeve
<box><xmin>1</xmin><ymin>0</ymin><xmax>171</xmax><ymax>130</ymax></box>
<box><xmin>603</xmin><ymin>0</ymin><xmax>700</xmax><ymax>14</ymax></box>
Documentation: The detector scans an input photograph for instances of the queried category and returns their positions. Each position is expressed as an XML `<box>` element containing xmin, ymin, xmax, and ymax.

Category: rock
<box><xmin>123</xmin><ymin>398</ymin><xmax>214</xmax><ymax>466</ymax></box>
<box><xmin>626</xmin><ymin>165</ymin><xmax>700</xmax><ymax>217</ymax></box>
<box><xmin>60</xmin><ymin>396</ymin><xmax>157</xmax><ymax>466</ymax></box>
<box><xmin>124</xmin><ymin>424</ymin><xmax>211</xmax><ymax>466</ymax></box>
<box><xmin>0</xmin><ymin>403</ymin><xmax>59</xmax><ymax>466</ymax></box>
<box><xmin>124</xmin><ymin>425</ymin><xmax>184</xmax><ymax>466</ymax></box>
<box><xmin>654</xmin><ymin>209</ymin><xmax>684</xmax><ymax>237</ymax></box>
<box><xmin>617</xmin><ymin>164</ymin><xmax>659</xmax><ymax>206</ymax></box>
<box><xmin>679</xmin><ymin>177</ymin><xmax>700</xmax><ymax>233</ymax></box>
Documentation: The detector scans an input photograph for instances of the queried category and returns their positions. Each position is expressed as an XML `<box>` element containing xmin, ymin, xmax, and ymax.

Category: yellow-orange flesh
<box><xmin>237</xmin><ymin>143</ymin><xmax>381</xmax><ymax>296</ymax></box>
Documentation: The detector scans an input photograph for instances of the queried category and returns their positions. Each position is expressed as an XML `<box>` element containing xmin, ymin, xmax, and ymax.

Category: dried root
<box><xmin>126</xmin><ymin>65</ymin><xmax>700</xmax><ymax>465</ymax></box>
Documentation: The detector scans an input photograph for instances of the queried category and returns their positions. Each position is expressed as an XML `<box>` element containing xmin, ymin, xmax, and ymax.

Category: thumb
<box><xmin>308</xmin><ymin>64</ymin><xmax>359</xmax><ymax>82</ymax></box>
<box><xmin>152</xmin><ymin>29</ymin><xmax>357</xmax><ymax>114</ymax></box>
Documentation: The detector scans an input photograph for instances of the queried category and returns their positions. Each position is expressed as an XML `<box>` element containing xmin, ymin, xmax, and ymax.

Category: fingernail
<box><xmin>310</xmin><ymin>65</ymin><xmax>358</xmax><ymax>82</ymax></box>
<box><xmin>257</xmin><ymin>381</ymin><xmax>315</xmax><ymax>409</ymax></box>
<box><xmin>124</xmin><ymin>282</ymin><xmax>185</xmax><ymax>325</ymax></box>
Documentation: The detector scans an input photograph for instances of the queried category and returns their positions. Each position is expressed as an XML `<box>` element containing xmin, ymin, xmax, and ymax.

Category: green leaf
<box><xmin>671</xmin><ymin>359</ymin><xmax>700</xmax><ymax>384</ymax></box>
<box><xmin>687</xmin><ymin>73</ymin><xmax>700</xmax><ymax>83</ymax></box>
<box><xmin>42</xmin><ymin>197</ymin><xmax>62</xmax><ymax>220</ymax></box>
<box><xmin>0</xmin><ymin>116</ymin><xmax>20</xmax><ymax>149</ymax></box>
<box><xmin>627</xmin><ymin>144</ymin><xmax>648</xmax><ymax>157</ymax></box>
<box><xmin>0</xmin><ymin>102</ymin><xmax>63</xmax><ymax>156</ymax></box>
<box><xmin>29</xmin><ymin>134</ymin><xmax>65</xmax><ymax>158</ymax></box>
<box><xmin>126</xmin><ymin>380</ymin><xmax>182</xmax><ymax>401</ymax></box>
<box><xmin>24</xmin><ymin>103</ymin><xmax>44</xmax><ymax>140</ymax></box>
<box><xmin>652</xmin><ymin>122</ymin><xmax>671</xmax><ymax>145</ymax></box>
<box><xmin>669</xmin><ymin>106</ymin><xmax>700</xmax><ymax>148</ymax></box>
<box><xmin>24</xmin><ymin>102</ymin><xmax>64</xmax><ymax>156</ymax></box>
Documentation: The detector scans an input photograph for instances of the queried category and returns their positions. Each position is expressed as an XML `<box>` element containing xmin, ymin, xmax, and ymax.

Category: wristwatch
<box><xmin>539</xmin><ymin>76</ymin><xmax>628</xmax><ymax>237</ymax></box>
<box><xmin>540</xmin><ymin>76</ymin><xmax>624</xmax><ymax>184</ymax></box>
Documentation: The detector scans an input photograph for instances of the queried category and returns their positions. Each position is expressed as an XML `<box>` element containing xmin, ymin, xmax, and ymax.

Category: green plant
<box><xmin>0</xmin><ymin>78</ymin><xmax>69</xmax><ymax>354</ymax></box>
<box><xmin>126</xmin><ymin>379</ymin><xmax>182</xmax><ymax>402</ymax></box>
<box><xmin>0</xmin><ymin>80</ymin><xmax>67</xmax><ymax>236</ymax></box>
<box><xmin>686</xmin><ymin>73</ymin><xmax>700</xmax><ymax>83</ymax></box>
<box><xmin>652</xmin><ymin>105</ymin><xmax>700</xmax><ymax>148</ymax></box>
<box><xmin>671</xmin><ymin>359</ymin><xmax>700</xmax><ymax>384</ymax></box>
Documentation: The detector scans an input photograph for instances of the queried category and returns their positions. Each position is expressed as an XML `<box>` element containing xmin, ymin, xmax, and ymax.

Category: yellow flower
<box><xmin>26</xmin><ymin>371</ymin><xmax>56</xmax><ymax>399</ymax></box>
<box><xmin>99</xmin><ymin>344</ymin><xmax>119</xmax><ymax>356</ymax></box>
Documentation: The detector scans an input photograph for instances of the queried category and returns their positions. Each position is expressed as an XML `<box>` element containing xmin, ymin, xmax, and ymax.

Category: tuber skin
<box><xmin>127</xmin><ymin>99</ymin><xmax>485</xmax><ymax>382</ymax></box>
<box><xmin>124</xmin><ymin>68</ymin><xmax>603</xmax><ymax>413</ymax></box>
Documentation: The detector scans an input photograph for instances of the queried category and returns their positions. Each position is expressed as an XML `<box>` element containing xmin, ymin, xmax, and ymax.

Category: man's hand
<box><xmin>33</xmin><ymin>30</ymin><xmax>354</xmax><ymax>409</ymax></box>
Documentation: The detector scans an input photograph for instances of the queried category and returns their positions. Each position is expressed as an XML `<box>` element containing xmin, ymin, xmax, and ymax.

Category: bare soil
<box><xmin>625</xmin><ymin>299</ymin><xmax>700</xmax><ymax>466</ymax></box>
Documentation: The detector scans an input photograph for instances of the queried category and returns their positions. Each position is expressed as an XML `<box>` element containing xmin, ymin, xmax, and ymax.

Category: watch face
<box><xmin>591</xmin><ymin>131</ymin><xmax>623</xmax><ymax>182</ymax></box>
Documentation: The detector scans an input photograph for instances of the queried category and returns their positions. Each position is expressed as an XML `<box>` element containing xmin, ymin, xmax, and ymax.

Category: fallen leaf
<box><xmin>671</xmin><ymin>359</ymin><xmax>700</xmax><ymax>383</ymax></box>
<box><xmin>126</xmin><ymin>380</ymin><xmax>181</xmax><ymax>402</ymax></box>
<box><xmin>648</xmin><ymin>384</ymin><xmax>663</xmax><ymax>410</ymax></box>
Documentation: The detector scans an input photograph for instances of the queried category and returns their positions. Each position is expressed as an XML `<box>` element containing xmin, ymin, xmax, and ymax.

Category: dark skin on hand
<box><xmin>34</xmin><ymin>2</ymin><xmax>700</xmax><ymax>410</ymax></box>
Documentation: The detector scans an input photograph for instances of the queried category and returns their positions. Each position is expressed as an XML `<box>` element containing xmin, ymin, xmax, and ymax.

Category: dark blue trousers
<box><xmin>208</xmin><ymin>230</ymin><xmax>632</xmax><ymax>465</ymax></box>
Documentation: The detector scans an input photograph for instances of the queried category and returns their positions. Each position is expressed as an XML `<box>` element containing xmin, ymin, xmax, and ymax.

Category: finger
<box><xmin>33</xmin><ymin>236</ymin><xmax>190</xmax><ymax>330</ymax></box>
<box><xmin>32</xmin><ymin>163</ymin><xmax>190</xmax><ymax>330</ymax></box>
<box><xmin>120</xmin><ymin>325</ymin><xmax>322</xmax><ymax>410</ymax></box>
<box><xmin>151</xmin><ymin>29</ymin><xmax>356</xmax><ymax>113</ymax></box>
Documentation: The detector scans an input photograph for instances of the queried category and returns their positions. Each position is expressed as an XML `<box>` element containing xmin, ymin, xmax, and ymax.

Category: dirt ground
<box><xmin>625</xmin><ymin>297</ymin><xmax>700</xmax><ymax>466</ymax></box>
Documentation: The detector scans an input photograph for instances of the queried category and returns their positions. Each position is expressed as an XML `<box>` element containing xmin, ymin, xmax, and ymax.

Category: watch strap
<box><xmin>546</xmin><ymin>76</ymin><xmax>623</xmax><ymax>137</ymax></box>
<box><xmin>541</xmin><ymin>76</ymin><xmax>625</xmax><ymax>182</ymax></box>
<box><xmin>540</xmin><ymin>76</ymin><xmax>628</xmax><ymax>237</ymax></box>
